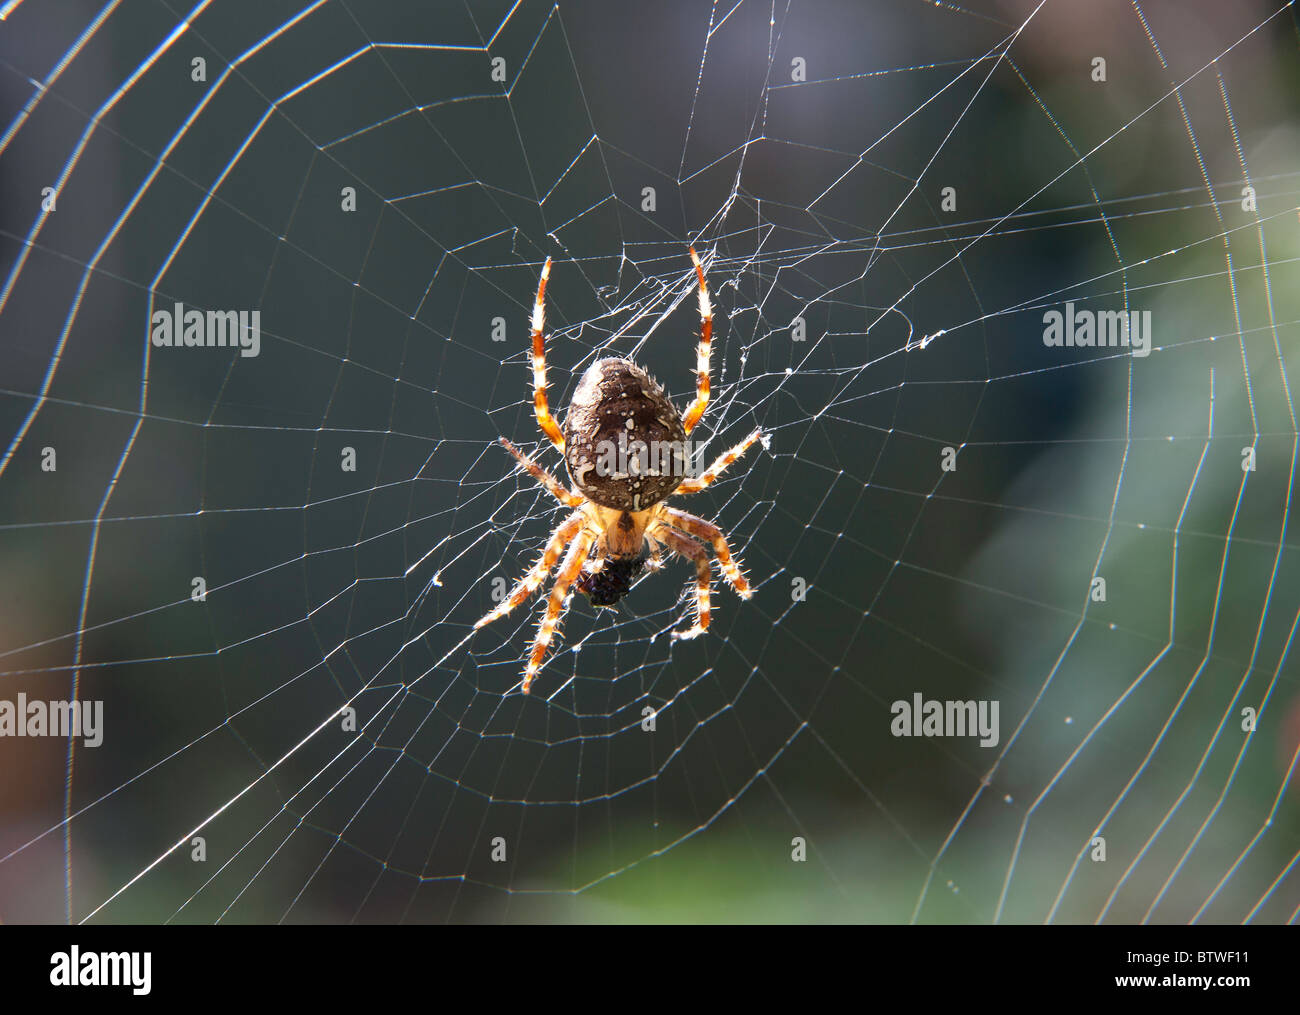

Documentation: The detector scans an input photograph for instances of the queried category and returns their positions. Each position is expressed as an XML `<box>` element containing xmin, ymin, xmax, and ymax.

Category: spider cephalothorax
<box><xmin>475</xmin><ymin>248</ymin><xmax>764</xmax><ymax>694</ymax></box>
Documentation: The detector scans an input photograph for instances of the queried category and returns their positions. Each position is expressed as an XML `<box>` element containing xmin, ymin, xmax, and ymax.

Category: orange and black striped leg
<box><xmin>530</xmin><ymin>258</ymin><xmax>566</xmax><ymax>452</ymax></box>
<box><xmin>498</xmin><ymin>437</ymin><xmax>582</xmax><ymax>507</ymax></box>
<box><xmin>656</xmin><ymin>526</ymin><xmax>712</xmax><ymax>640</ymax></box>
<box><xmin>475</xmin><ymin>510</ymin><xmax>583</xmax><ymax>630</ymax></box>
<box><xmin>675</xmin><ymin>428</ymin><xmax>763</xmax><ymax>495</ymax></box>
<box><xmin>681</xmin><ymin>246</ymin><xmax>712</xmax><ymax>435</ymax></box>
<box><xmin>662</xmin><ymin>505</ymin><xmax>751</xmax><ymax>598</ymax></box>
<box><xmin>522</xmin><ymin>527</ymin><xmax>594</xmax><ymax>693</ymax></box>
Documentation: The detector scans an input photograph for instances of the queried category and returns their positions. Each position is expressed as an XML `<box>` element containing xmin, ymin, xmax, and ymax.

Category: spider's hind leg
<box><xmin>662</xmin><ymin>505</ymin><xmax>751</xmax><ymax>599</ymax></box>
<box><xmin>656</xmin><ymin>526</ymin><xmax>712</xmax><ymax>640</ymax></box>
<box><xmin>475</xmin><ymin>509</ymin><xmax>583</xmax><ymax>630</ymax></box>
<box><xmin>523</xmin><ymin>527</ymin><xmax>594</xmax><ymax>693</ymax></box>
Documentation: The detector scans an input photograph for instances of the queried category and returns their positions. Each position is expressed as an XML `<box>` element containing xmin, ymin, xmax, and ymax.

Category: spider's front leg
<box><xmin>681</xmin><ymin>246</ymin><xmax>712</xmax><ymax>435</ymax></box>
<box><xmin>675</xmin><ymin>428</ymin><xmax>763</xmax><ymax>495</ymax></box>
<box><xmin>498</xmin><ymin>437</ymin><xmax>582</xmax><ymax>507</ymax></box>
<box><xmin>523</xmin><ymin>527</ymin><xmax>594</xmax><ymax>693</ymax></box>
<box><xmin>529</xmin><ymin>257</ymin><xmax>566</xmax><ymax>453</ymax></box>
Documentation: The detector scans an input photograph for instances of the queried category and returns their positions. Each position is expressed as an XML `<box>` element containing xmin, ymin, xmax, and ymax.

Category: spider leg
<box><xmin>498</xmin><ymin>437</ymin><xmax>582</xmax><ymax>507</ymax></box>
<box><xmin>675</xmin><ymin>428</ymin><xmax>763</xmax><ymax>495</ymax></box>
<box><xmin>654</xmin><ymin>524</ymin><xmax>712</xmax><ymax>640</ymax></box>
<box><xmin>662</xmin><ymin>505</ymin><xmax>751</xmax><ymax>598</ymax></box>
<box><xmin>475</xmin><ymin>510</ymin><xmax>583</xmax><ymax>630</ymax></box>
<box><xmin>529</xmin><ymin>257</ymin><xmax>566</xmax><ymax>453</ymax></box>
<box><xmin>681</xmin><ymin>246</ymin><xmax>712</xmax><ymax>436</ymax></box>
<box><xmin>523</xmin><ymin>526</ymin><xmax>595</xmax><ymax>693</ymax></box>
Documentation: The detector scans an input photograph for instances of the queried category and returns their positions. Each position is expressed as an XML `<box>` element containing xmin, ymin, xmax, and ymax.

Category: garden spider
<box><xmin>476</xmin><ymin>248</ymin><xmax>764</xmax><ymax>694</ymax></box>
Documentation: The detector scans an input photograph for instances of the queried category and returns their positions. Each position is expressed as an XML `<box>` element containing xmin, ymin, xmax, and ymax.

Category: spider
<box><xmin>476</xmin><ymin>248</ymin><xmax>764</xmax><ymax>694</ymax></box>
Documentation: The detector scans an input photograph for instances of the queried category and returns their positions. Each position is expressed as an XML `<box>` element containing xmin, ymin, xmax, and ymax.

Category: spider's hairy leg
<box><xmin>530</xmin><ymin>257</ymin><xmax>566</xmax><ymax>453</ymax></box>
<box><xmin>475</xmin><ymin>510</ymin><xmax>583</xmax><ymax>630</ymax></box>
<box><xmin>681</xmin><ymin>246</ymin><xmax>712</xmax><ymax>436</ymax></box>
<box><xmin>523</xmin><ymin>526</ymin><xmax>594</xmax><ymax>693</ymax></box>
<box><xmin>662</xmin><ymin>505</ymin><xmax>751</xmax><ymax>598</ymax></box>
<box><xmin>675</xmin><ymin>428</ymin><xmax>763</xmax><ymax>495</ymax></box>
<box><xmin>498</xmin><ymin>437</ymin><xmax>582</xmax><ymax>507</ymax></box>
<box><xmin>656</xmin><ymin>525</ymin><xmax>712</xmax><ymax>640</ymax></box>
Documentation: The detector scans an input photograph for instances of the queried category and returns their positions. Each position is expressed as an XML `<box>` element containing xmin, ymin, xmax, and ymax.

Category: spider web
<box><xmin>0</xmin><ymin>0</ymin><xmax>1298</xmax><ymax>924</ymax></box>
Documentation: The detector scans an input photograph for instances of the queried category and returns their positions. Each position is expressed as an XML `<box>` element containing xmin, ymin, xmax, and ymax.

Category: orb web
<box><xmin>0</xmin><ymin>0</ymin><xmax>1297</xmax><ymax>924</ymax></box>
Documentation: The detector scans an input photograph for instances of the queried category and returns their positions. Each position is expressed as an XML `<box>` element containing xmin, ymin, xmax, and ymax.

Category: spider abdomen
<box><xmin>563</xmin><ymin>357</ymin><xmax>688</xmax><ymax>512</ymax></box>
